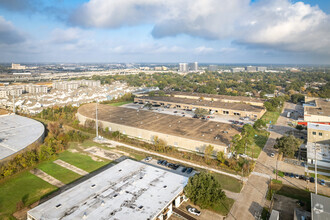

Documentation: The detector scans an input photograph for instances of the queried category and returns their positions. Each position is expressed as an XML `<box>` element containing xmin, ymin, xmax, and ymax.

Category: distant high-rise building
<box><xmin>11</xmin><ymin>63</ymin><xmax>26</xmax><ymax>70</ymax></box>
<box><xmin>246</xmin><ymin>66</ymin><xmax>257</xmax><ymax>72</ymax></box>
<box><xmin>257</xmin><ymin>67</ymin><xmax>267</xmax><ymax>72</ymax></box>
<box><xmin>179</xmin><ymin>63</ymin><xmax>188</xmax><ymax>72</ymax></box>
<box><xmin>231</xmin><ymin>67</ymin><xmax>245</xmax><ymax>73</ymax></box>
<box><xmin>208</xmin><ymin>65</ymin><xmax>218</xmax><ymax>71</ymax></box>
<box><xmin>193</xmin><ymin>62</ymin><xmax>198</xmax><ymax>71</ymax></box>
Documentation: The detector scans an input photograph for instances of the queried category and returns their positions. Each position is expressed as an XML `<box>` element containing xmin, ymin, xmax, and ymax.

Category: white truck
<box><xmin>287</xmin><ymin>111</ymin><xmax>291</xmax><ymax>118</ymax></box>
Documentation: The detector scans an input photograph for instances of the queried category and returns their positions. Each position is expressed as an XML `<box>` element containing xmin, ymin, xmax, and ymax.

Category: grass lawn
<box><xmin>108</xmin><ymin>101</ymin><xmax>133</xmax><ymax>106</ymax></box>
<box><xmin>211</xmin><ymin>172</ymin><xmax>243</xmax><ymax>193</ymax></box>
<box><xmin>58</xmin><ymin>151</ymin><xmax>110</xmax><ymax>173</ymax></box>
<box><xmin>261</xmin><ymin>111</ymin><xmax>281</xmax><ymax>125</ymax></box>
<box><xmin>0</xmin><ymin>171</ymin><xmax>57</xmax><ymax>219</ymax></box>
<box><xmin>211</xmin><ymin>197</ymin><xmax>235</xmax><ymax>216</ymax></box>
<box><xmin>236</xmin><ymin>129</ymin><xmax>269</xmax><ymax>158</ymax></box>
<box><xmin>37</xmin><ymin>161</ymin><xmax>82</xmax><ymax>184</ymax></box>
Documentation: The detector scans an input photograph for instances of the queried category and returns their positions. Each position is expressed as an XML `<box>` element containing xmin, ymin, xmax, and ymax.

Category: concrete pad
<box><xmin>30</xmin><ymin>168</ymin><xmax>64</xmax><ymax>188</ymax></box>
<box><xmin>53</xmin><ymin>159</ymin><xmax>88</xmax><ymax>176</ymax></box>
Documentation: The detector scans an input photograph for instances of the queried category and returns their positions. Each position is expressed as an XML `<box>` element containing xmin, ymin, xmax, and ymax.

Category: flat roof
<box><xmin>305</xmin><ymin>99</ymin><xmax>330</xmax><ymax>117</ymax></box>
<box><xmin>308</xmin><ymin>123</ymin><xmax>330</xmax><ymax>132</ymax></box>
<box><xmin>28</xmin><ymin>159</ymin><xmax>189</xmax><ymax>220</ymax></box>
<box><xmin>311</xmin><ymin>193</ymin><xmax>330</xmax><ymax>220</ymax></box>
<box><xmin>78</xmin><ymin>103</ymin><xmax>241</xmax><ymax>146</ymax></box>
<box><xmin>168</xmin><ymin>91</ymin><xmax>264</xmax><ymax>103</ymax></box>
<box><xmin>0</xmin><ymin>114</ymin><xmax>44</xmax><ymax>160</ymax></box>
<box><xmin>136</xmin><ymin>96</ymin><xmax>265</xmax><ymax>113</ymax></box>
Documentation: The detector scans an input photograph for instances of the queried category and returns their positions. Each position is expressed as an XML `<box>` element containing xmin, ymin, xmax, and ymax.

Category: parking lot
<box><xmin>122</xmin><ymin>103</ymin><xmax>255</xmax><ymax>125</ymax></box>
<box><xmin>143</xmin><ymin>157</ymin><xmax>197</xmax><ymax>178</ymax></box>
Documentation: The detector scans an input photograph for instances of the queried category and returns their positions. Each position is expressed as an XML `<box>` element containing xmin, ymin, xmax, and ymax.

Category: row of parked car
<box><xmin>284</xmin><ymin>172</ymin><xmax>326</xmax><ymax>185</ymax></box>
<box><xmin>157</xmin><ymin>159</ymin><xmax>194</xmax><ymax>174</ymax></box>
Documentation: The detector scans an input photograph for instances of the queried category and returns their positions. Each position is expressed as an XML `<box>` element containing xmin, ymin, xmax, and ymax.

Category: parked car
<box><xmin>295</xmin><ymin>174</ymin><xmax>299</xmax><ymax>179</ymax></box>
<box><xmin>144</xmin><ymin>156</ymin><xmax>152</xmax><ymax>162</ymax></box>
<box><xmin>157</xmin><ymin>160</ymin><xmax>163</xmax><ymax>164</ymax></box>
<box><xmin>186</xmin><ymin>168</ymin><xmax>193</xmax><ymax>174</ymax></box>
<box><xmin>182</xmin><ymin>115</ymin><xmax>185</xmax><ymax>117</ymax></box>
<box><xmin>284</xmin><ymin>172</ymin><xmax>289</xmax><ymax>176</ymax></box>
<box><xmin>174</xmin><ymin>111</ymin><xmax>178</xmax><ymax>113</ymax></box>
<box><xmin>270</xmin><ymin>153</ymin><xmax>275</xmax><ymax>158</ymax></box>
<box><xmin>188</xmin><ymin>207</ymin><xmax>201</xmax><ymax>216</ymax></box>
<box><xmin>161</xmin><ymin>160</ymin><xmax>167</xmax><ymax>166</ymax></box>
<box><xmin>320</xmin><ymin>180</ymin><xmax>325</xmax><ymax>186</ymax></box>
<box><xmin>289</xmin><ymin>173</ymin><xmax>294</xmax><ymax>178</ymax></box>
<box><xmin>309</xmin><ymin>177</ymin><xmax>315</xmax><ymax>183</ymax></box>
<box><xmin>296</xmin><ymin>200</ymin><xmax>305</xmax><ymax>207</ymax></box>
<box><xmin>181</xmin><ymin>167</ymin><xmax>187</xmax><ymax>173</ymax></box>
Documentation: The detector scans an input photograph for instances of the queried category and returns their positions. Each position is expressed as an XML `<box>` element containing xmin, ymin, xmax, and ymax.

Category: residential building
<box><xmin>28</xmin><ymin>159</ymin><xmax>188</xmax><ymax>220</ymax></box>
<box><xmin>246</xmin><ymin>66</ymin><xmax>257</xmax><ymax>72</ymax></box>
<box><xmin>231</xmin><ymin>67</ymin><xmax>245</xmax><ymax>73</ymax></box>
<box><xmin>257</xmin><ymin>66</ymin><xmax>267</xmax><ymax>72</ymax></box>
<box><xmin>179</xmin><ymin>63</ymin><xmax>188</xmax><ymax>72</ymax></box>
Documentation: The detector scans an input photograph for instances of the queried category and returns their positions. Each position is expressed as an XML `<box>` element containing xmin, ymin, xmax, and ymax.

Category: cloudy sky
<box><xmin>0</xmin><ymin>0</ymin><xmax>329</xmax><ymax>64</ymax></box>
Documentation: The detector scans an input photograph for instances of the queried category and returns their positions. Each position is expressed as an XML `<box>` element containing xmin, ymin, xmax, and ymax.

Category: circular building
<box><xmin>0</xmin><ymin>114</ymin><xmax>45</xmax><ymax>161</ymax></box>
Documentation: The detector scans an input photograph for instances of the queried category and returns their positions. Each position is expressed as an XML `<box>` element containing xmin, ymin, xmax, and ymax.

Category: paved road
<box><xmin>228</xmin><ymin>102</ymin><xmax>300</xmax><ymax>220</ymax></box>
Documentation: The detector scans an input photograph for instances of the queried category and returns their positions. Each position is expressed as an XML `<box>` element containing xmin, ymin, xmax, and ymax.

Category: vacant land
<box><xmin>0</xmin><ymin>171</ymin><xmax>57</xmax><ymax>219</ymax></box>
<box><xmin>58</xmin><ymin>151</ymin><xmax>110</xmax><ymax>173</ymax></box>
<box><xmin>236</xmin><ymin>129</ymin><xmax>269</xmax><ymax>158</ymax></box>
<box><xmin>212</xmin><ymin>197</ymin><xmax>235</xmax><ymax>216</ymax></box>
<box><xmin>212</xmin><ymin>172</ymin><xmax>243</xmax><ymax>193</ymax></box>
<box><xmin>37</xmin><ymin>161</ymin><xmax>82</xmax><ymax>184</ymax></box>
<box><xmin>261</xmin><ymin>111</ymin><xmax>281</xmax><ymax>125</ymax></box>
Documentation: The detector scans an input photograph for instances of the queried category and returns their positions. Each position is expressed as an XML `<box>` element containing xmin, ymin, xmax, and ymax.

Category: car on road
<box><xmin>144</xmin><ymin>156</ymin><xmax>152</xmax><ymax>162</ymax></box>
<box><xmin>188</xmin><ymin>207</ymin><xmax>201</xmax><ymax>216</ymax></box>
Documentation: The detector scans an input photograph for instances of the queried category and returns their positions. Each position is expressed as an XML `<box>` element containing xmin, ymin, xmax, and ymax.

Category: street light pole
<box><xmin>314</xmin><ymin>143</ymin><xmax>318</xmax><ymax>194</ymax></box>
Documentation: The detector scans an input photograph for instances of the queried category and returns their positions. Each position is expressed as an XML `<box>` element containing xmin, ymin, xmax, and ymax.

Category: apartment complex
<box><xmin>52</xmin><ymin>80</ymin><xmax>101</xmax><ymax>90</ymax></box>
<box><xmin>134</xmin><ymin>95</ymin><xmax>266</xmax><ymax>119</ymax></box>
<box><xmin>28</xmin><ymin>159</ymin><xmax>188</xmax><ymax>220</ymax></box>
<box><xmin>0</xmin><ymin>84</ymin><xmax>48</xmax><ymax>98</ymax></box>
<box><xmin>77</xmin><ymin>103</ymin><xmax>240</xmax><ymax>153</ymax></box>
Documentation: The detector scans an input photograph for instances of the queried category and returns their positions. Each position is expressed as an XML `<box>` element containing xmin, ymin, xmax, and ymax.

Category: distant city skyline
<box><xmin>0</xmin><ymin>0</ymin><xmax>330</xmax><ymax>64</ymax></box>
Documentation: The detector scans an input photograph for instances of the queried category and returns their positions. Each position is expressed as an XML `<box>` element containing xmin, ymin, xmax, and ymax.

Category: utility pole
<box><xmin>314</xmin><ymin>143</ymin><xmax>318</xmax><ymax>194</ymax></box>
<box><xmin>13</xmin><ymin>94</ymin><xmax>15</xmax><ymax>114</ymax></box>
<box><xmin>95</xmin><ymin>100</ymin><xmax>99</xmax><ymax>138</ymax></box>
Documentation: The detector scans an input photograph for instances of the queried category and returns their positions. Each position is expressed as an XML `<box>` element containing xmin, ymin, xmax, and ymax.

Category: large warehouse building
<box><xmin>135</xmin><ymin>91</ymin><xmax>265</xmax><ymax>107</ymax></box>
<box><xmin>28</xmin><ymin>159</ymin><xmax>189</xmax><ymax>220</ymax></box>
<box><xmin>134</xmin><ymin>95</ymin><xmax>266</xmax><ymax>119</ymax></box>
<box><xmin>77</xmin><ymin>103</ymin><xmax>241</xmax><ymax>153</ymax></box>
<box><xmin>0</xmin><ymin>114</ymin><xmax>45</xmax><ymax>161</ymax></box>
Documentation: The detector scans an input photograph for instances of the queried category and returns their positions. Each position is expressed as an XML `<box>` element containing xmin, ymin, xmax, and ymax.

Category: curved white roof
<box><xmin>0</xmin><ymin>114</ymin><xmax>44</xmax><ymax>160</ymax></box>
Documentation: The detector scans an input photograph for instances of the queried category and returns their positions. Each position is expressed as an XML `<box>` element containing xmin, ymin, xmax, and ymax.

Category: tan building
<box><xmin>134</xmin><ymin>96</ymin><xmax>266</xmax><ymax>119</ymax></box>
<box><xmin>303</xmin><ymin>97</ymin><xmax>330</xmax><ymax>125</ymax></box>
<box><xmin>141</xmin><ymin>91</ymin><xmax>265</xmax><ymax>107</ymax></box>
<box><xmin>11</xmin><ymin>63</ymin><xmax>26</xmax><ymax>70</ymax></box>
<box><xmin>307</xmin><ymin>123</ymin><xmax>330</xmax><ymax>172</ymax></box>
<box><xmin>77</xmin><ymin>103</ymin><xmax>241</xmax><ymax>154</ymax></box>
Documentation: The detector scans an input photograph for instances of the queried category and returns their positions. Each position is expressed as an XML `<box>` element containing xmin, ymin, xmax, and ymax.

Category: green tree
<box><xmin>291</xmin><ymin>94</ymin><xmax>305</xmax><ymax>104</ymax></box>
<box><xmin>217</xmin><ymin>151</ymin><xmax>225</xmax><ymax>164</ymax></box>
<box><xmin>274</xmin><ymin>135</ymin><xmax>302</xmax><ymax>158</ymax></box>
<box><xmin>184</xmin><ymin>172</ymin><xmax>226</xmax><ymax>209</ymax></box>
<box><xmin>194</xmin><ymin>108</ymin><xmax>209</xmax><ymax>118</ymax></box>
<box><xmin>253</xmin><ymin>119</ymin><xmax>267</xmax><ymax>130</ymax></box>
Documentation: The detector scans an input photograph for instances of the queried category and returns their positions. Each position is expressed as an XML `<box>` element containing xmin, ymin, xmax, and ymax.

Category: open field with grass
<box><xmin>261</xmin><ymin>111</ymin><xmax>281</xmax><ymax>125</ymax></box>
<box><xmin>236</xmin><ymin>129</ymin><xmax>269</xmax><ymax>158</ymax></box>
<box><xmin>108</xmin><ymin>101</ymin><xmax>133</xmax><ymax>106</ymax></box>
<box><xmin>211</xmin><ymin>172</ymin><xmax>243</xmax><ymax>193</ymax></box>
<box><xmin>37</xmin><ymin>161</ymin><xmax>82</xmax><ymax>184</ymax></box>
<box><xmin>212</xmin><ymin>197</ymin><xmax>235</xmax><ymax>216</ymax></box>
<box><xmin>58</xmin><ymin>151</ymin><xmax>110</xmax><ymax>173</ymax></box>
<box><xmin>0</xmin><ymin>171</ymin><xmax>57</xmax><ymax>219</ymax></box>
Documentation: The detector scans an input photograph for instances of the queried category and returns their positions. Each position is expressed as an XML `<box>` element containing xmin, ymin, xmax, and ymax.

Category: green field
<box><xmin>0</xmin><ymin>171</ymin><xmax>57</xmax><ymax>219</ymax></box>
<box><xmin>212</xmin><ymin>172</ymin><xmax>243</xmax><ymax>193</ymax></box>
<box><xmin>235</xmin><ymin>129</ymin><xmax>269</xmax><ymax>158</ymax></box>
<box><xmin>58</xmin><ymin>151</ymin><xmax>110</xmax><ymax>173</ymax></box>
<box><xmin>212</xmin><ymin>197</ymin><xmax>235</xmax><ymax>216</ymax></box>
<box><xmin>38</xmin><ymin>161</ymin><xmax>82</xmax><ymax>184</ymax></box>
<box><xmin>261</xmin><ymin>111</ymin><xmax>281</xmax><ymax>125</ymax></box>
<box><xmin>108</xmin><ymin>101</ymin><xmax>133</xmax><ymax>106</ymax></box>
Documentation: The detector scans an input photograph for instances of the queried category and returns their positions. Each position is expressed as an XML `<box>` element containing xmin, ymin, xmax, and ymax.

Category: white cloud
<box><xmin>0</xmin><ymin>16</ymin><xmax>26</xmax><ymax>44</ymax></box>
<box><xmin>69</xmin><ymin>0</ymin><xmax>330</xmax><ymax>54</ymax></box>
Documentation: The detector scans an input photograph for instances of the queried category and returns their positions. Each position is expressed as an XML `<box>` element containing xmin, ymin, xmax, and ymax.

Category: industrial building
<box><xmin>27</xmin><ymin>159</ymin><xmax>188</xmax><ymax>220</ymax></box>
<box><xmin>0</xmin><ymin>114</ymin><xmax>44</xmax><ymax>161</ymax></box>
<box><xmin>77</xmin><ymin>103</ymin><xmax>241</xmax><ymax>153</ymax></box>
<box><xmin>134</xmin><ymin>96</ymin><xmax>266</xmax><ymax>119</ymax></box>
<box><xmin>301</xmin><ymin>97</ymin><xmax>330</xmax><ymax>125</ymax></box>
<box><xmin>140</xmin><ymin>91</ymin><xmax>265</xmax><ymax>107</ymax></box>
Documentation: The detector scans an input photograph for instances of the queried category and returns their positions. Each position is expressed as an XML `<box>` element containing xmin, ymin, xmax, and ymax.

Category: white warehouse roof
<box><xmin>0</xmin><ymin>114</ymin><xmax>44</xmax><ymax>160</ymax></box>
<box><xmin>28</xmin><ymin>159</ymin><xmax>189</xmax><ymax>220</ymax></box>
